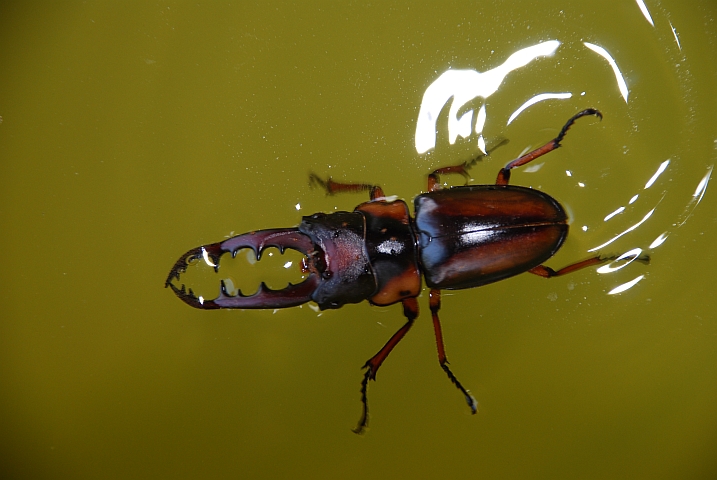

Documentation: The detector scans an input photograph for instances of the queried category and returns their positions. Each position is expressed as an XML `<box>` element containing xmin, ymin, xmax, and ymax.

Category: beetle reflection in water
<box><xmin>166</xmin><ymin>109</ymin><xmax>647</xmax><ymax>434</ymax></box>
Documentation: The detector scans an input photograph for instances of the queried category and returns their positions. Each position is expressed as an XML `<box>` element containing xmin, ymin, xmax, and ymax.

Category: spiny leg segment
<box><xmin>353</xmin><ymin>297</ymin><xmax>418</xmax><ymax>435</ymax></box>
<box><xmin>496</xmin><ymin>108</ymin><xmax>602</xmax><ymax>185</ymax></box>
<box><xmin>309</xmin><ymin>173</ymin><xmax>385</xmax><ymax>201</ymax></box>
<box><xmin>428</xmin><ymin>137</ymin><xmax>509</xmax><ymax>191</ymax></box>
<box><xmin>352</xmin><ymin>293</ymin><xmax>479</xmax><ymax>434</ymax></box>
<box><xmin>430</xmin><ymin>289</ymin><xmax>478</xmax><ymax>414</ymax></box>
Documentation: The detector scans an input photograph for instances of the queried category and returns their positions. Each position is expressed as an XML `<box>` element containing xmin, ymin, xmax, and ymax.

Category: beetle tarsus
<box><xmin>352</xmin><ymin>300</ymin><xmax>417</xmax><ymax>434</ymax></box>
<box><xmin>429</xmin><ymin>289</ymin><xmax>478</xmax><ymax>414</ymax></box>
<box><xmin>352</xmin><ymin>366</ymin><xmax>372</xmax><ymax>435</ymax></box>
<box><xmin>309</xmin><ymin>172</ymin><xmax>384</xmax><ymax>200</ymax></box>
<box><xmin>496</xmin><ymin>109</ymin><xmax>603</xmax><ymax>185</ymax></box>
<box><xmin>440</xmin><ymin>363</ymin><xmax>478</xmax><ymax>414</ymax></box>
<box><xmin>465</xmin><ymin>137</ymin><xmax>510</xmax><ymax>170</ymax></box>
<box><xmin>429</xmin><ymin>137</ymin><xmax>510</xmax><ymax>190</ymax></box>
<box><xmin>555</xmin><ymin>108</ymin><xmax>603</xmax><ymax>145</ymax></box>
<box><xmin>599</xmin><ymin>253</ymin><xmax>651</xmax><ymax>265</ymax></box>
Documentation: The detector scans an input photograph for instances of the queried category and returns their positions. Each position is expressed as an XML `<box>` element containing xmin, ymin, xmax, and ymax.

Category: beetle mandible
<box><xmin>166</xmin><ymin>109</ymin><xmax>637</xmax><ymax>434</ymax></box>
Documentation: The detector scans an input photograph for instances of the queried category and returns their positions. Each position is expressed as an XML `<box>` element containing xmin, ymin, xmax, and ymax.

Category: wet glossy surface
<box><xmin>1</xmin><ymin>1</ymin><xmax>717</xmax><ymax>478</ymax></box>
<box><xmin>415</xmin><ymin>185</ymin><xmax>568</xmax><ymax>289</ymax></box>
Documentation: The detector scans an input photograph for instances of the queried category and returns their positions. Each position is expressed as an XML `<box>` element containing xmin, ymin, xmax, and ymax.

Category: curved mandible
<box><xmin>165</xmin><ymin>228</ymin><xmax>321</xmax><ymax>309</ymax></box>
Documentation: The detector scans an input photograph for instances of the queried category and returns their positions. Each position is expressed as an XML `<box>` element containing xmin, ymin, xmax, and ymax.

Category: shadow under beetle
<box><xmin>166</xmin><ymin>109</ymin><xmax>644</xmax><ymax>434</ymax></box>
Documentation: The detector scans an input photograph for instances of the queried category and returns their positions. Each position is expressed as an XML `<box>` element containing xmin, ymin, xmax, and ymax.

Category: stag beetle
<box><xmin>166</xmin><ymin>109</ymin><xmax>637</xmax><ymax>434</ymax></box>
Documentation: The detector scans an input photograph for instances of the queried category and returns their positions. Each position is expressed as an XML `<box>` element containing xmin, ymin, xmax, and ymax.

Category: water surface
<box><xmin>1</xmin><ymin>1</ymin><xmax>716</xmax><ymax>478</ymax></box>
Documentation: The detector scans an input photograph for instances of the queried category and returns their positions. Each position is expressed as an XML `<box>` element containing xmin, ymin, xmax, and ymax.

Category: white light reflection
<box><xmin>507</xmin><ymin>92</ymin><xmax>572</xmax><ymax>125</ymax></box>
<box><xmin>670</xmin><ymin>22</ymin><xmax>682</xmax><ymax>50</ymax></box>
<box><xmin>246</xmin><ymin>249</ymin><xmax>257</xmax><ymax>265</ymax></box>
<box><xmin>475</xmin><ymin>104</ymin><xmax>487</xmax><ymax>133</ymax></box>
<box><xmin>476</xmin><ymin>104</ymin><xmax>488</xmax><ymax>154</ymax></box>
<box><xmin>459</xmin><ymin>222</ymin><xmax>499</xmax><ymax>246</ymax></box>
<box><xmin>584</xmin><ymin>42</ymin><xmax>629</xmax><ymax>103</ymax></box>
<box><xmin>645</xmin><ymin>159</ymin><xmax>670</xmax><ymax>188</ymax></box>
<box><xmin>644</xmin><ymin>167</ymin><xmax>711</xmax><ymax>251</ymax></box>
<box><xmin>377</xmin><ymin>239</ymin><xmax>405</xmax><ymax>255</ymax></box>
<box><xmin>676</xmin><ymin>166</ymin><xmax>713</xmax><ymax>227</ymax></box>
<box><xmin>415</xmin><ymin>40</ymin><xmax>560</xmax><ymax>153</ymax></box>
<box><xmin>588</xmin><ymin>207</ymin><xmax>655</xmax><ymax>252</ymax></box>
<box><xmin>220</xmin><ymin>278</ymin><xmax>235</xmax><ymax>298</ymax></box>
<box><xmin>460</xmin><ymin>230</ymin><xmax>495</xmax><ymax>246</ymax></box>
<box><xmin>597</xmin><ymin>248</ymin><xmax>643</xmax><ymax>274</ymax></box>
<box><xmin>604</xmin><ymin>206</ymin><xmax>625</xmax><ymax>221</ymax></box>
<box><xmin>649</xmin><ymin>233</ymin><xmax>668</xmax><ymax>249</ymax></box>
<box><xmin>692</xmin><ymin>166</ymin><xmax>712</xmax><ymax>203</ymax></box>
<box><xmin>478</xmin><ymin>136</ymin><xmax>487</xmax><ymax>155</ymax></box>
<box><xmin>202</xmin><ymin>247</ymin><xmax>217</xmax><ymax>267</ymax></box>
<box><xmin>635</xmin><ymin>0</ymin><xmax>655</xmax><ymax>27</ymax></box>
<box><xmin>283</xmin><ymin>261</ymin><xmax>293</xmax><ymax>269</ymax></box>
<box><xmin>523</xmin><ymin>162</ymin><xmax>544</xmax><ymax>173</ymax></box>
<box><xmin>608</xmin><ymin>275</ymin><xmax>645</xmax><ymax>295</ymax></box>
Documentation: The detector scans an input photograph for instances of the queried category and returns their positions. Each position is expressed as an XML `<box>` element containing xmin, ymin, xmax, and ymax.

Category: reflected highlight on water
<box><xmin>507</xmin><ymin>92</ymin><xmax>573</xmax><ymax>125</ymax></box>
<box><xmin>583</xmin><ymin>42</ymin><xmax>630</xmax><ymax>103</ymax></box>
<box><xmin>414</xmin><ymin>40</ymin><xmax>560</xmax><ymax>153</ymax></box>
<box><xmin>415</xmin><ymin>39</ymin><xmax>637</xmax><ymax>156</ymax></box>
<box><xmin>411</xmin><ymin>32</ymin><xmax>714</xmax><ymax>297</ymax></box>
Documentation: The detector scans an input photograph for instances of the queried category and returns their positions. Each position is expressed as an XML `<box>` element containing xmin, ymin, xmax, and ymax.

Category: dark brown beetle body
<box><xmin>299</xmin><ymin>200</ymin><xmax>421</xmax><ymax>310</ymax></box>
<box><xmin>166</xmin><ymin>109</ymin><xmax>638</xmax><ymax>433</ymax></box>
<box><xmin>415</xmin><ymin>185</ymin><xmax>568</xmax><ymax>290</ymax></box>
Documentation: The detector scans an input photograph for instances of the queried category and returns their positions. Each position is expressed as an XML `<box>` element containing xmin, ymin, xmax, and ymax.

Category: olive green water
<box><xmin>2</xmin><ymin>2</ymin><xmax>716</xmax><ymax>478</ymax></box>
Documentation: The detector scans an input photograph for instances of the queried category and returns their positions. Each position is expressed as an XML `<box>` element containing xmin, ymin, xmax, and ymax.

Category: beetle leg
<box><xmin>529</xmin><ymin>256</ymin><xmax>607</xmax><ymax>278</ymax></box>
<box><xmin>529</xmin><ymin>252</ymin><xmax>650</xmax><ymax>278</ymax></box>
<box><xmin>429</xmin><ymin>289</ymin><xmax>479</xmax><ymax>415</ymax></box>
<box><xmin>496</xmin><ymin>109</ymin><xmax>602</xmax><ymax>185</ymax></box>
<box><xmin>353</xmin><ymin>297</ymin><xmax>418</xmax><ymax>434</ymax></box>
<box><xmin>428</xmin><ymin>138</ymin><xmax>510</xmax><ymax>192</ymax></box>
<box><xmin>309</xmin><ymin>173</ymin><xmax>385</xmax><ymax>200</ymax></box>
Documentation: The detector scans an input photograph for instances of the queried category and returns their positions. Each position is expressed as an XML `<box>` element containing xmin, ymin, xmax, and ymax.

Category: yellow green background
<box><xmin>2</xmin><ymin>1</ymin><xmax>716</xmax><ymax>478</ymax></box>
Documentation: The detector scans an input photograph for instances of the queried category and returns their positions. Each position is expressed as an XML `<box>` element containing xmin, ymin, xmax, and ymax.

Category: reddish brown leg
<box><xmin>496</xmin><ymin>109</ymin><xmax>602</xmax><ymax>185</ymax></box>
<box><xmin>529</xmin><ymin>253</ymin><xmax>650</xmax><ymax>278</ymax></box>
<box><xmin>353</xmin><ymin>297</ymin><xmax>419</xmax><ymax>435</ymax></box>
<box><xmin>430</xmin><ymin>289</ymin><xmax>478</xmax><ymax>415</ymax></box>
<box><xmin>529</xmin><ymin>256</ymin><xmax>608</xmax><ymax>278</ymax></box>
<box><xmin>309</xmin><ymin>173</ymin><xmax>385</xmax><ymax>201</ymax></box>
<box><xmin>428</xmin><ymin>138</ymin><xmax>510</xmax><ymax>192</ymax></box>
